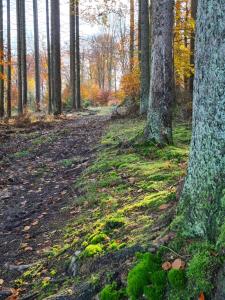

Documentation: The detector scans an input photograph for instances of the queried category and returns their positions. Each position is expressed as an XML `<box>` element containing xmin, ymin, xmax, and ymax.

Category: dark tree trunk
<box><xmin>33</xmin><ymin>0</ymin><xmax>41</xmax><ymax>111</ymax></box>
<box><xmin>138</xmin><ymin>0</ymin><xmax>141</xmax><ymax>65</ymax></box>
<box><xmin>7</xmin><ymin>0</ymin><xmax>11</xmax><ymax>118</ymax></box>
<box><xmin>189</xmin><ymin>0</ymin><xmax>198</xmax><ymax>94</ymax></box>
<box><xmin>0</xmin><ymin>0</ymin><xmax>4</xmax><ymax>118</ymax></box>
<box><xmin>50</xmin><ymin>0</ymin><xmax>61</xmax><ymax>115</ymax></box>
<box><xmin>21</xmin><ymin>0</ymin><xmax>27</xmax><ymax>109</ymax></box>
<box><xmin>75</xmin><ymin>0</ymin><xmax>81</xmax><ymax>109</ymax></box>
<box><xmin>16</xmin><ymin>0</ymin><xmax>23</xmax><ymax>115</ymax></box>
<box><xmin>140</xmin><ymin>0</ymin><xmax>150</xmax><ymax>115</ymax></box>
<box><xmin>70</xmin><ymin>0</ymin><xmax>76</xmax><ymax>110</ymax></box>
<box><xmin>129</xmin><ymin>0</ymin><xmax>134</xmax><ymax>72</ymax></box>
<box><xmin>46</xmin><ymin>0</ymin><xmax>52</xmax><ymax>114</ymax></box>
<box><xmin>145</xmin><ymin>0</ymin><xmax>174</xmax><ymax>145</ymax></box>
<box><xmin>179</xmin><ymin>0</ymin><xmax>225</xmax><ymax>240</ymax></box>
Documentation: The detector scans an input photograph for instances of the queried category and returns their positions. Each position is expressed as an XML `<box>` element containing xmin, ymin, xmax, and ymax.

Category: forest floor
<box><xmin>1</xmin><ymin>112</ymin><xmax>219</xmax><ymax>300</ymax></box>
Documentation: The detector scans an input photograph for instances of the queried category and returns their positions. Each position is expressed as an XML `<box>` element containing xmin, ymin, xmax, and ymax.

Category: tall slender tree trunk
<box><xmin>21</xmin><ymin>0</ymin><xmax>27</xmax><ymax>109</ymax></box>
<box><xmin>189</xmin><ymin>0</ymin><xmax>197</xmax><ymax>94</ymax></box>
<box><xmin>129</xmin><ymin>0</ymin><xmax>134</xmax><ymax>72</ymax></box>
<box><xmin>140</xmin><ymin>0</ymin><xmax>150</xmax><ymax>115</ymax></box>
<box><xmin>179</xmin><ymin>0</ymin><xmax>225</xmax><ymax>240</ymax></box>
<box><xmin>145</xmin><ymin>0</ymin><xmax>174</xmax><ymax>145</ymax></box>
<box><xmin>33</xmin><ymin>0</ymin><xmax>41</xmax><ymax>111</ymax></box>
<box><xmin>46</xmin><ymin>0</ymin><xmax>52</xmax><ymax>114</ymax></box>
<box><xmin>16</xmin><ymin>0</ymin><xmax>23</xmax><ymax>115</ymax></box>
<box><xmin>70</xmin><ymin>0</ymin><xmax>76</xmax><ymax>110</ymax></box>
<box><xmin>50</xmin><ymin>0</ymin><xmax>61</xmax><ymax>115</ymax></box>
<box><xmin>138</xmin><ymin>0</ymin><xmax>141</xmax><ymax>66</ymax></box>
<box><xmin>75</xmin><ymin>0</ymin><xmax>81</xmax><ymax>109</ymax></box>
<box><xmin>0</xmin><ymin>0</ymin><xmax>4</xmax><ymax>118</ymax></box>
<box><xmin>7</xmin><ymin>0</ymin><xmax>11</xmax><ymax>118</ymax></box>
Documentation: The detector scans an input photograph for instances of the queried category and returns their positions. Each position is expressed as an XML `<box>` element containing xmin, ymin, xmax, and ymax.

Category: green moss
<box><xmin>104</xmin><ymin>217</ymin><xmax>125</xmax><ymax>231</ymax></box>
<box><xmin>168</xmin><ymin>269</ymin><xmax>186</xmax><ymax>289</ymax></box>
<box><xmin>144</xmin><ymin>285</ymin><xmax>164</xmax><ymax>300</ymax></box>
<box><xmin>82</xmin><ymin>244</ymin><xmax>103</xmax><ymax>257</ymax></box>
<box><xmin>13</xmin><ymin>150</ymin><xmax>30</xmax><ymax>158</ymax></box>
<box><xmin>99</xmin><ymin>283</ymin><xmax>120</xmax><ymax>300</ymax></box>
<box><xmin>217</xmin><ymin>223</ymin><xmax>225</xmax><ymax>250</ymax></box>
<box><xmin>90</xmin><ymin>233</ymin><xmax>108</xmax><ymax>244</ymax></box>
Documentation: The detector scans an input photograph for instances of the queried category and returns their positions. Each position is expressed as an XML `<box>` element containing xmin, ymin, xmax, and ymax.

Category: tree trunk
<box><xmin>50</xmin><ymin>0</ymin><xmax>61</xmax><ymax>115</ymax></box>
<box><xmin>140</xmin><ymin>0</ymin><xmax>150</xmax><ymax>115</ymax></box>
<box><xmin>7</xmin><ymin>0</ymin><xmax>11</xmax><ymax>118</ymax></box>
<box><xmin>189</xmin><ymin>0</ymin><xmax>197</xmax><ymax>94</ymax></box>
<box><xmin>33</xmin><ymin>0</ymin><xmax>41</xmax><ymax>111</ymax></box>
<box><xmin>179</xmin><ymin>0</ymin><xmax>225</xmax><ymax>240</ymax></box>
<box><xmin>0</xmin><ymin>0</ymin><xmax>4</xmax><ymax>118</ymax></box>
<box><xmin>138</xmin><ymin>0</ymin><xmax>141</xmax><ymax>65</ymax></box>
<box><xmin>70</xmin><ymin>0</ymin><xmax>76</xmax><ymax>110</ymax></box>
<box><xmin>129</xmin><ymin>0</ymin><xmax>134</xmax><ymax>72</ymax></box>
<box><xmin>145</xmin><ymin>0</ymin><xmax>174</xmax><ymax>145</ymax></box>
<box><xmin>21</xmin><ymin>0</ymin><xmax>27</xmax><ymax>109</ymax></box>
<box><xmin>75</xmin><ymin>0</ymin><xmax>81</xmax><ymax>109</ymax></box>
<box><xmin>46</xmin><ymin>0</ymin><xmax>52</xmax><ymax>114</ymax></box>
<box><xmin>16</xmin><ymin>0</ymin><xmax>23</xmax><ymax>115</ymax></box>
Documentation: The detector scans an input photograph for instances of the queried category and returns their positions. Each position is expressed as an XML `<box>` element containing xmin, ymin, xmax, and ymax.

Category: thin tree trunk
<box><xmin>138</xmin><ymin>0</ymin><xmax>141</xmax><ymax>66</ymax></box>
<box><xmin>16</xmin><ymin>0</ymin><xmax>23</xmax><ymax>115</ymax></box>
<box><xmin>189</xmin><ymin>0</ymin><xmax>197</xmax><ymax>94</ymax></box>
<box><xmin>50</xmin><ymin>0</ymin><xmax>61</xmax><ymax>115</ymax></box>
<box><xmin>33</xmin><ymin>0</ymin><xmax>41</xmax><ymax>111</ymax></box>
<box><xmin>70</xmin><ymin>0</ymin><xmax>76</xmax><ymax>110</ymax></box>
<box><xmin>0</xmin><ymin>0</ymin><xmax>4</xmax><ymax>118</ymax></box>
<box><xmin>21</xmin><ymin>0</ymin><xmax>27</xmax><ymax>109</ymax></box>
<box><xmin>140</xmin><ymin>0</ymin><xmax>150</xmax><ymax>115</ymax></box>
<box><xmin>129</xmin><ymin>0</ymin><xmax>134</xmax><ymax>72</ymax></box>
<box><xmin>75</xmin><ymin>0</ymin><xmax>81</xmax><ymax>109</ymax></box>
<box><xmin>145</xmin><ymin>0</ymin><xmax>174</xmax><ymax>145</ymax></box>
<box><xmin>46</xmin><ymin>0</ymin><xmax>52</xmax><ymax>114</ymax></box>
<box><xmin>7</xmin><ymin>0</ymin><xmax>11</xmax><ymax>118</ymax></box>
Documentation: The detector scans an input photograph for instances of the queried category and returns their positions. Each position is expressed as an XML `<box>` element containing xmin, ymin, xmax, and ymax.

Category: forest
<box><xmin>0</xmin><ymin>0</ymin><xmax>224</xmax><ymax>299</ymax></box>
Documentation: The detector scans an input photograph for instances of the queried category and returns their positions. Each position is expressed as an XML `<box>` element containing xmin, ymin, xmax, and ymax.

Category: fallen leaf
<box><xmin>159</xmin><ymin>203</ymin><xmax>171</xmax><ymax>210</ymax></box>
<box><xmin>162</xmin><ymin>261</ymin><xmax>172</xmax><ymax>271</ymax></box>
<box><xmin>172</xmin><ymin>258</ymin><xmax>185</xmax><ymax>270</ymax></box>
<box><xmin>0</xmin><ymin>278</ymin><xmax>4</xmax><ymax>285</ymax></box>
<box><xmin>22</xmin><ymin>226</ymin><xmax>31</xmax><ymax>232</ymax></box>
<box><xmin>199</xmin><ymin>292</ymin><xmax>205</xmax><ymax>300</ymax></box>
<box><xmin>31</xmin><ymin>220</ymin><xmax>39</xmax><ymax>226</ymax></box>
<box><xmin>24</xmin><ymin>247</ymin><xmax>33</xmax><ymax>252</ymax></box>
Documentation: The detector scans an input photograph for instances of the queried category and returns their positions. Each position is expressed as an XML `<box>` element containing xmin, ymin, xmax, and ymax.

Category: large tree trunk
<box><xmin>179</xmin><ymin>0</ymin><xmax>225</xmax><ymax>240</ymax></box>
<box><xmin>140</xmin><ymin>0</ymin><xmax>150</xmax><ymax>115</ymax></box>
<box><xmin>33</xmin><ymin>0</ymin><xmax>41</xmax><ymax>111</ymax></box>
<box><xmin>189</xmin><ymin>0</ymin><xmax>198</xmax><ymax>94</ymax></box>
<box><xmin>145</xmin><ymin>0</ymin><xmax>174</xmax><ymax>145</ymax></box>
<box><xmin>51</xmin><ymin>0</ymin><xmax>61</xmax><ymax>115</ymax></box>
<box><xmin>129</xmin><ymin>0</ymin><xmax>134</xmax><ymax>72</ymax></box>
<box><xmin>16</xmin><ymin>0</ymin><xmax>23</xmax><ymax>115</ymax></box>
<box><xmin>7</xmin><ymin>0</ymin><xmax>11</xmax><ymax>118</ymax></box>
<box><xmin>70</xmin><ymin>0</ymin><xmax>76</xmax><ymax>110</ymax></box>
<box><xmin>21</xmin><ymin>0</ymin><xmax>27</xmax><ymax>109</ymax></box>
<box><xmin>75</xmin><ymin>0</ymin><xmax>81</xmax><ymax>109</ymax></box>
<box><xmin>46</xmin><ymin>0</ymin><xmax>52</xmax><ymax>114</ymax></box>
<box><xmin>0</xmin><ymin>0</ymin><xmax>4</xmax><ymax>118</ymax></box>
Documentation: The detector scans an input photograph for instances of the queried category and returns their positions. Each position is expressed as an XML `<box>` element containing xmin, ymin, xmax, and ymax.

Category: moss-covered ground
<box><xmin>15</xmin><ymin>117</ymin><xmax>224</xmax><ymax>299</ymax></box>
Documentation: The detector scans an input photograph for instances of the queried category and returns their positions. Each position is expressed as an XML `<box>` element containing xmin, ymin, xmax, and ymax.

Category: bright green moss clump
<box><xmin>99</xmin><ymin>283</ymin><xmax>120</xmax><ymax>300</ymax></box>
<box><xmin>168</xmin><ymin>269</ymin><xmax>186</xmax><ymax>289</ymax></box>
<box><xmin>90</xmin><ymin>233</ymin><xmax>108</xmax><ymax>244</ymax></box>
<box><xmin>82</xmin><ymin>244</ymin><xmax>103</xmax><ymax>257</ymax></box>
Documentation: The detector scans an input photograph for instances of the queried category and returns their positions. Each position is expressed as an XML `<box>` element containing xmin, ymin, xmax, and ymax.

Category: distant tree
<box><xmin>179</xmin><ymin>0</ymin><xmax>225</xmax><ymax>239</ymax></box>
<box><xmin>70</xmin><ymin>0</ymin><xmax>76</xmax><ymax>109</ymax></box>
<box><xmin>16</xmin><ymin>0</ymin><xmax>23</xmax><ymax>114</ymax></box>
<box><xmin>145</xmin><ymin>0</ymin><xmax>174</xmax><ymax>145</ymax></box>
<box><xmin>21</xmin><ymin>0</ymin><xmax>27</xmax><ymax>109</ymax></box>
<box><xmin>140</xmin><ymin>0</ymin><xmax>150</xmax><ymax>115</ymax></box>
<box><xmin>129</xmin><ymin>0</ymin><xmax>134</xmax><ymax>72</ymax></box>
<box><xmin>7</xmin><ymin>0</ymin><xmax>11</xmax><ymax>118</ymax></box>
<box><xmin>75</xmin><ymin>0</ymin><xmax>81</xmax><ymax>109</ymax></box>
<box><xmin>50</xmin><ymin>0</ymin><xmax>61</xmax><ymax>115</ymax></box>
<box><xmin>0</xmin><ymin>0</ymin><xmax>4</xmax><ymax>118</ymax></box>
<box><xmin>33</xmin><ymin>0</ymin><xmax>41</xmax><ymax>111</ymax></box>
<box><xmin>46</xmin><ymin>0</ymin><xmax>52</xmax><ymax>114</ymax></box>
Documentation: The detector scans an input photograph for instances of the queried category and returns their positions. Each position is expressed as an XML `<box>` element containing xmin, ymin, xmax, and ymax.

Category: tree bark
<box><xmin>70</xmin><ymin>0</ymin><xmax>76</xmax><ymax>110</ymax></box>
<box><xmin>21</xmin><ymin>0</ymin><xmax>27</xmax><ymax>109</ymax></box>
<box><xmin>16</xmin><ymin>0</ymin><xmax>23</xmax><ymax>115</ymax></box>
<box><xmin>33</xmin><ymin>0</ymin><xmax>41</xmax><ymax>111</ymax></box>
<box><xmin>50</xmin><ymin>0</ymin><xmax>61</xmax><ymax>115</ymax></box>
<box><xmin>75</xmin><ymin>0</ymin><xmax>81</xmax><ymax>109</ymax></box>
<box><xmin>7</xmin><ymin>0</ymin><xmax>11</xmax><ymax>118</ymax></box>
<box><xmin>129</xmin><ymin>0</ymin><xmax>134</xmax><ymax>72</ymax></box>
<box><xmin>145</xmin><ymin>0</ymin><xmax>174</xmax><ymax>145</ymax></box>
<box><xmin>46</xmin><ymin>0</ymin><xmax>52</xmax><ymax>114</ymax></box>
<box><xmin>180</xmin><ymin>0</ymin><xmax>225</xmax><ymax>239</ymax></box>
<box><xmin>140</xmin><ymin>0</ymin><xmax>150</xmax><ymax>115</ymax></box>
<box><xmin>0</xmin><ymin>0</ymin><xmax>4</xmax><ymax>118</ymax></box>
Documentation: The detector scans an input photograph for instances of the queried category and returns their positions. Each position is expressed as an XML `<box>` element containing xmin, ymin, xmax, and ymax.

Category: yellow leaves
<box><xmin>120</xmin><ymin>66</ymin><xmax>140</xmax><ymax>99</ymax></box>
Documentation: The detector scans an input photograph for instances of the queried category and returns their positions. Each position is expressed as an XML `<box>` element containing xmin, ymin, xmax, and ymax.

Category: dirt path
<box><xmin>0</xmin><ymin>114</ymin><xmax>109</xmax><ymax>285</ymax></box>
